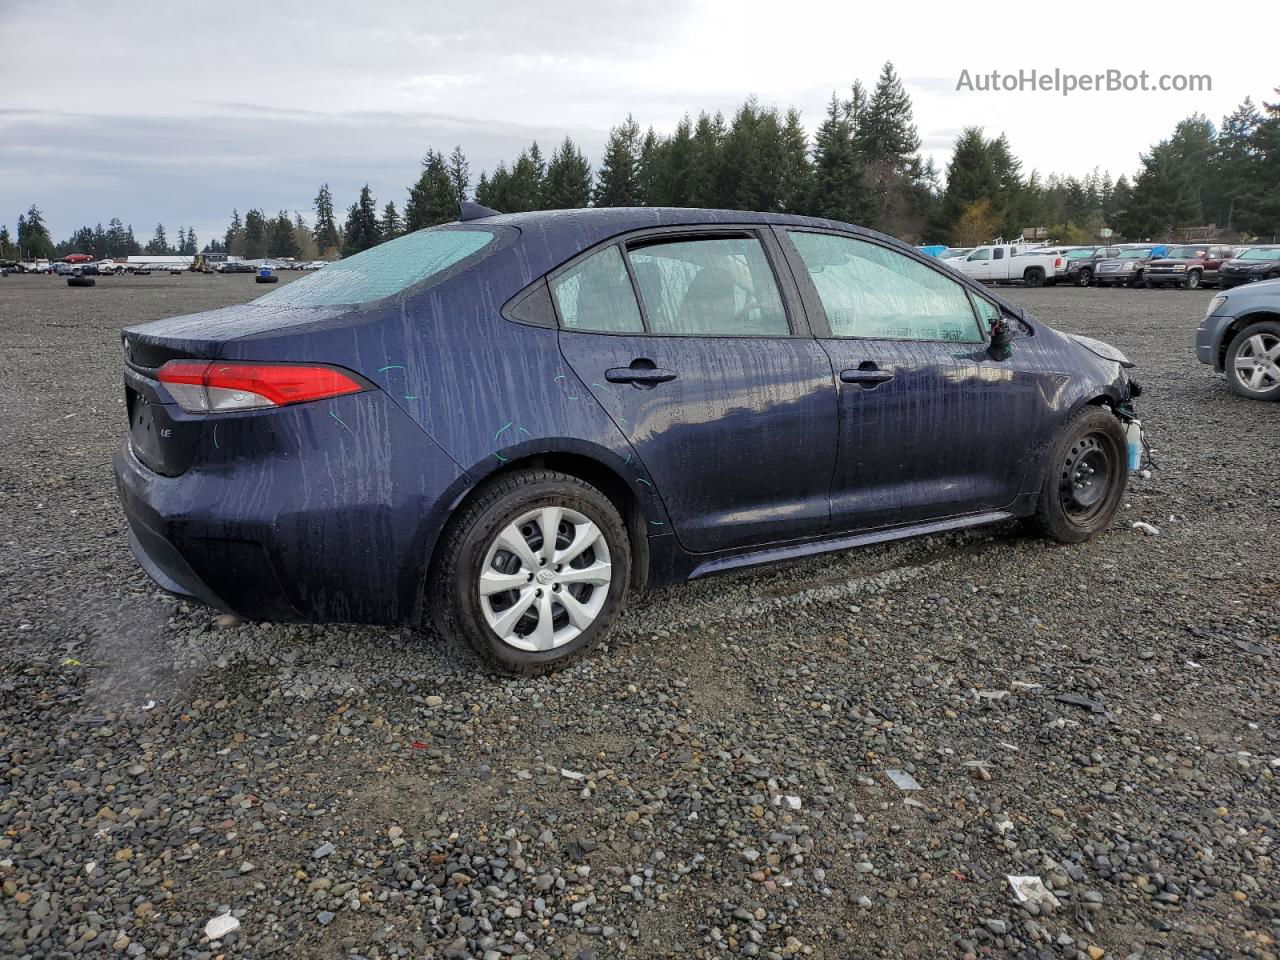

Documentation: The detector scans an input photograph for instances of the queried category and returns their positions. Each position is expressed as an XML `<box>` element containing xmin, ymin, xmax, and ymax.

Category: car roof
<box><xmin>463</xmin><ymin>205</ymin><xmax>907</xmax><ymax>257</ymax></box>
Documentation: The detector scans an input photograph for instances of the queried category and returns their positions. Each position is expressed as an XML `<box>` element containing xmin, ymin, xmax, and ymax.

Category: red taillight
<box><xmin>157</xmin><ymin>360</ymin><xmax>366</xmax><ymax>413</ymax></box>
<box><xmin>1055</xmin><ymin>257</ymin><xmax>1063</xmax><ymax>268</ymax></box>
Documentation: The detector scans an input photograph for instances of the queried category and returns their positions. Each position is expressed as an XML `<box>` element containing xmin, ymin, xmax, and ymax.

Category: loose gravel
<box><xmin>1</xmin><ymin>273</ymin><xmax>1277</xmax><ymax>960</ymax></box>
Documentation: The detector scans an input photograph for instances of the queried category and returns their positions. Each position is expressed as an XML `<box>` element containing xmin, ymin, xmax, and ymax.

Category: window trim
<box><xmin>777</xmin><ymin>226</ymin><xmax>990</xmax><ymax>345</ymax></box>
<box><xmin>542</xmin><ymin>225</ymin><xmax>813</xmax><ymax>339</ymax></box>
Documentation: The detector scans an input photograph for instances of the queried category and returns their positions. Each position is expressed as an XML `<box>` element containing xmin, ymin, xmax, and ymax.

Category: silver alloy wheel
<box><xmin>1234</xmin><ymin>332</ymin><xmax>1280</xmax><ymax>393</ymax></box>
<box><xmin>478</xmin><ymin>506</ymin><xmax>612</xmax><ymax>652</ymax></box>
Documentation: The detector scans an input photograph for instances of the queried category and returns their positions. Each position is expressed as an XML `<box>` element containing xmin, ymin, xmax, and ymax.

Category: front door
<box><xmin>552</xmin><ymin>231</ymin><xmax>838</xmax><ymax>554</ymax></box>
<box><xmin>778</xmin><ymin>228</ymin><xmax>1043</xmax><ymax>531</ymax></box>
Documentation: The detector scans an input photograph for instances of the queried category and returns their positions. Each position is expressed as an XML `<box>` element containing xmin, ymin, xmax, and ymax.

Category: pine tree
<box><xmin>809</xmin><ymin>94</ymin><xmax>869</xmax><ymax>224</ymax></box>
<box><xmin>636</xmin><ymin>127</ymin><xmax>663</xmax><ymax>206</ymax></box>
<box><xmin>687</xmin><ymin>112</ymin><xmax>725</xmax><ymax>207</ymax></box>
<box><xmin>145</xmin><ymin>223</ymin><xmax>170</xmax><ymax>255</ymax></box>
<box><xmin>1215</xmin><ymin>98</ymin><xmax>1263</xmax><ymax>229</ymax></box>
<box><xmin>380</xmin><ymin>201</ymin><xmax>402</xmax><ymax>241</ymax></box>
<box><xmin>175</xmin><ymin>227</ymin><xmax>187</xmax><ymax>255</ymax></box>
<box><xmin>243</xmin><ymin>210</ymin><xmax>268</xmax><ymax>259</ymax></box>
<box><xmin>0</xmin><ymin>225</ymin><xmax>12</xmax><ymax>258</ymax></box>
<box><xmin>779</xmin><ymin>108</ymin><xmax>812</xmax><ymax>215</ymax></box>
<box><xmin>312</xmin><ymin>185</ymin><xmax>341</xmax><ymax>257</ymax></box>
<box><xmin>543</xmin><ymin>136</ymin><xmax>592</xmax><ymax>209</ymax></box>
<box><xmin>268</xmin><ymin>211</ymin><xmax>300</xmax><ymax>258</ymax></box>
<box><xmin>655</xmin><ymin>116</ymin><xmax>695</xmax><ymax>207</ymax></box>
<box><xmin>505</xmin><ymin>144</ymin><xmax>545</xmax><ymax>211</ymax></box>
<box><xmin>16</xmin><ymin>204</ymin><xmax>55</xmax><ymax>259</ymax></box>
<box><xmin>225</xmin><ymin>209</ymin><xmax>245</xmax><ymax>257</ymax></box>
<box><xmin>342</xmin><ymin>185</ymin><xmax>381</xmax><ymax>255</ymax></box>
<box><xmin>405</xmin><ymin>150</ymin><xmax>458</xmax><ymax>228</ymax></box>
<box><xmin>593</xmin><ymin>115</ymin><xmax>641</xmax><ymax>207</ymax></box>
<box><xmin>292</xmin><ymin>212</ymin><xmax>317</xmax><ymax>260</ymax></box>
<box><xmin>859</xmin><ymin>62</ymin><xmax>926</xmax><ymax>235</ymax></box>
<box><xmin>447</xmin><ymin>146</ymin><xmax>470</xmax><ymax>203</ymax></box>
<box><xmin>1120</xmin><ymin>116</ymin><xmax>1215</xmax><ymax>237</ymax></box>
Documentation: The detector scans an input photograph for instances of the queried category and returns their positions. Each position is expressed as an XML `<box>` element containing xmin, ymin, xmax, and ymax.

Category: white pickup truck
<box><xmin>948</xmin><ymin>244</ymin><xmax>1064</xmax><ymax>287</ymax></box>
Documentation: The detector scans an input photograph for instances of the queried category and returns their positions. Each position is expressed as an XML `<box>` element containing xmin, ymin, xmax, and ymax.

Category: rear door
<box><xmin>778</xmin><ymin>228</ymin><xmax>1045</xmax><ymax>530</ymax></box>
<box><xmin>553</xmin><ymin>228</ymin><xmax>838</xmax><ymax>553</ymax></box>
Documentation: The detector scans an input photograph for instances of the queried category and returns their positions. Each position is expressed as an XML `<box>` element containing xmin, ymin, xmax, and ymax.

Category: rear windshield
<box><xmin>1118</xmin><ymin>248</ymin><xmax>1151</xmax><ymax>259</ymax></box>
<box><xmin>1240</xmin><ymin>248</ymin><xmax>1280</xmax><ymax>261</ymax></box>
<box><xmin>254</xmin><ymin>227</ymin><xmax>496</xmax><ymax>307</ymax></box>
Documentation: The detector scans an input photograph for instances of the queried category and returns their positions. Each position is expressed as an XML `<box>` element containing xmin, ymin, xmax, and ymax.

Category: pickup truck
<box><xmin>1143</xmin><ymin>243</ymin><xmax>1236</xmax><ymax>289</ymax></box>
<box><xmin>949</xmin><ymin>244</ymin><xmax>1063</xmax><ymax>287</ymax></box>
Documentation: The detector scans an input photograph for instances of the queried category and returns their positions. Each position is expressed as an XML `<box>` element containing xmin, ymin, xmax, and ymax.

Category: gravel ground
<box><xmin>0</xmin><ymin>272</ymin><xmax>1277</xmax><ymax>960</ymax></box>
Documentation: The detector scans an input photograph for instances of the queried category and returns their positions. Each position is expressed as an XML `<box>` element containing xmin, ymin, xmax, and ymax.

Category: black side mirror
<box><xmin>988</xmin><ymin>317</ymin><xmax>1015</xmax><ymax>360</ymax></box>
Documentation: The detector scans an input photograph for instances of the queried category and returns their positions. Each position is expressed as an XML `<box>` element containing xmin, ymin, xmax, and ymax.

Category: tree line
<box><xmin>5</xmin><ymin>69</ymin><xmax>1277</xmax><ymax>263</ymax></box>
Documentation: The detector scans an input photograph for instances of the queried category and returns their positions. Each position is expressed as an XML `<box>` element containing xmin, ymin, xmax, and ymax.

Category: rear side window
<box><xmin>550</xmin><ymin>246</ymin><xmax>644</xmax><ymax>333</ymax></box>
<box><xmin>790</xmin><ymin>232</ymin><xmax>983</xmax><ymax>342</ymax></box>
<box><xmin>254</xmin><ymin>227</ymin><xmax>495</xmax><ymax>308</ymax></box>
<box><xmin>626</xmin><ymin>236</ymin><xmax>789</xmax><ymax>336</ymax></box>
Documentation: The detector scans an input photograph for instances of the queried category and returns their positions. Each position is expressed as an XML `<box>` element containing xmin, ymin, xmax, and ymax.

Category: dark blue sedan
<box><xmin>114</xmin><ymin>205</ymin><xmax>1142</xmax><ymax>673</ymax></box>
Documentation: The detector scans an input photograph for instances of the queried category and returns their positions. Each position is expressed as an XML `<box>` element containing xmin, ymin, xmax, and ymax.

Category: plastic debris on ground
<box><xmin>1131</xmin><ymin>521</ymin><xmax>1160</xmax><ymax>536</ymax></box>
<box><xmin>560</xmin><ymin>768</ymin><xmax>586</xmax><ymax>781</ymax></box>
<box><xmin>885</xmin><ymin>769</ymin><xmax>921</xmax><ymax>791</ymax></box>
<box><xmin>1007</xmin><ymin>875</ymin><xmax>1061</xmax><ymax>908</ymax></box>
<box><xmin>205</xmin><ymin>913</ymin><xmax>240</xmax><ymax>940</ymax></box>
<box><xmin>1056</xmin><ymin>692</ymin><xmax>1106</xmax><ymax>714</ymax></box>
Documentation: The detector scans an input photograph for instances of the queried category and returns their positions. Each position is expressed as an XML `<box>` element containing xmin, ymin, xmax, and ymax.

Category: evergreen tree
<box><xmin>243</xmin><ymin>209</ymin><xmax>268</xmax><ymax>259</ymax></box>
<box><xmin>543</xmin><ymin>136</ymin><xmax>592</xmax><ymax>209</ymax></box>
<box><xmin>183</xmin><ymin>227</ymin><xmax>198</xmax><ymax>256</ymax></box>
<box><xmin>687</xmin><ymin>112</ymin><xmax>725</xmax><ymax>208</ymax></box>
<box><xmin>593</xmin><ymin>115</ymin><xmax>642</xmax><ymax>206</ymax></box>
<box><xmin>175</xmin><ymin>227</ymin><xmax>187</xmax><ymax>255</ymax></box>
<box><xmin>267</xmin><ymin>211</ymin><xmax>300</xmax><ymax>258</ymax></box>
<box><xmin>0</xmin><ymin>225</ymin><xmax>12</xmax><ymax>258</ymax></box>
<box><xmin>380</xmin><ymin>201</ymin><xmax>402</xmax><ymax>241</ymax></box>
<box><xmin>636</xmin><ymin>127</ymin><xmax>663</xmax><ymax>206</ymax></box>
<box><xmin>779</xmin><ymin>108</ymin><xmax>812</xmax><ymax>215</ymax></box>
<box><xmin>16</xmin><ymin>204</ymin><xmax>55</xmax><ymax>259</ymax></box>
<box><xmin>1215</xmin><ymin>98</ymin><xmax>1263</xmax><ymax>230</ymax></box>
<box><xmin>312</xmin><ymin>185</ymin><xmax>341</xmax><ymax>257</ymax></box>
<box><xmin>719</xmin><ymin>100</ymin><xmax>787</xmax><ymax>212</ymax></box>
<box><xmin>1119</xmin><ymin>116</ymin><xmax>1215</xmax><ymax>237</ymax></box>
<box><xmin>342</xmin><ymin>185</ymin><xmax>381</xmax><ymax>255</ymax></box>
<box><xmin>859</xmin><ymin>62</ymin><xmax>927</xmax><ymax>235</ymax></box>
<box><xmin>292</xmin><ymin>212</ymin><xmax>317</xmax><ymax>260</ymax></box>
<box><xmin>225</xmin><ymin>209</ymin><xmax>245</xmax><ymax>257</ymax></box>
<box><xmin>504</xmin><ymin>144</ymin><xmax>545</xmax><ymax>211</ymax></box>
<box><xmin>473</xmin><ymin>171</ymin><xmax>492</xmax><ymax>207</ymax></box>
<box><xmin>809</xmin><ymin>94</ymin><xmax>869</xmax><ymax>224</ymax></box>
<box><xmin>405</xmin><ymin>150</ymin><xmax>458</xmax><ymax>228</ymax></box>
<box><xmin>654</xmin><ymin>116</ymin><xmax>695</xmax><ymax>207</ymax></box>
<box><xmin>145</xmin><ymin>223</ymin><xmax>170</xmax><ymax>255</ymax></box>
<box><xmin>447</xmin><ymin>146</ymin><xmax>470</xmax><ymax>203</ymax></box>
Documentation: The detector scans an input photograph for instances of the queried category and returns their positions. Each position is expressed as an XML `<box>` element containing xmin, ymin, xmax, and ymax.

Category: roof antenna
<box><xmin>459</xmin><ymin>201</ymin><xmax>501</xmax><ymax>222</ymax></box>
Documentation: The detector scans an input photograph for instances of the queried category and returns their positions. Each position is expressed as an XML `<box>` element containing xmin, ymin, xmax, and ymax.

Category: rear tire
<box><xmin>431</xmin><ymin>469</ymin><xmax>632</xmax><ymax>675</ymax></box>
<box><xmin>1224</xmin><ymin>320</ymin><xmax>1280</xmax><ymax>401</ymax></box>
<box><xmin>1031</xmin><ymin>407</ymin><xmax>1128</xmax><ymax>543</ymax></box>
<box><xmin>1024</xmin><ymin>267</ymin><xmax>1045</xmax><ymax>288</ymax></box>
<box><xmin>66</xmin><ymin>276</ymin><xmax>95</xmax><ymax>287</ymax></box>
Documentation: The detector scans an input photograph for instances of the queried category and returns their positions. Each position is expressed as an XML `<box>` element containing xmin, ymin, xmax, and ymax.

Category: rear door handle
<box><xmin>840</xmin><ymin>367</ymin><xmax>894</xmax><ymax>386</ymax></box>
<box><xmin>606</xmin><ymin>367</ymin><xmax>677</xmax><ymax>385</ymax></box>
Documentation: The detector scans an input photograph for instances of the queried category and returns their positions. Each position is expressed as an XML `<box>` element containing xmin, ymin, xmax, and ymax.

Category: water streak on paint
<box><xmin>494</xmin><ymin>421</ymin><xmax>513</xmax><ymax>440</ymax></box>
<box><xmin>330</xmin><ymin>410</ymin><xmax>353</xmax><ymax>433</ymax></box>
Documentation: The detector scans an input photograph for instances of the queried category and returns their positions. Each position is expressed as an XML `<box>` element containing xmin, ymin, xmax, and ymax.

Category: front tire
<box><xmin>1225</xmin><ymin>321</ymin><xmax>1280</xmax><ymax>401</ymax></box>
<box><xmin>431</xmin><ymin>469</ymin><xmax>632</xmax><ymax>675</ymax></box>
<box><xmin>1031</xmin><ymin>408</ymin><xmax>1128</xmax><ymax>543</ymax></box>
<box><xmin>1183</xmin><ymin>270</ymin><xmax>1201</xmax><ymax>290</ymax></box>
<box><xmin>1075</xmin><ymin>268</ymin><xmax>1092</xmax><ymax>287</ymax></box>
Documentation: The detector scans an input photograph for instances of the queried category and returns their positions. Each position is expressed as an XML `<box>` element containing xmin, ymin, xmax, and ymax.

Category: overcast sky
<box><xmin>2</xmin><ymin>0</ymin><xmax>1274</xmax><ymax>248</ymax></box>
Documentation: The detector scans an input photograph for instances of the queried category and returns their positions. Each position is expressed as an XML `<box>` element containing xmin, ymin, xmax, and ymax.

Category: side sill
<box><xmin>687</xmin><ymin>511</ymin><xmax>1015</xmax><ymax>580</ymax></box>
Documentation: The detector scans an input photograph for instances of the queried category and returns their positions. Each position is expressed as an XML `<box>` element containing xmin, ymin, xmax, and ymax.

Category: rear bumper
<box><xmin>113</xmin><ymin>392</ymin><xmax>470</xmax><ymax>624</ymax></box>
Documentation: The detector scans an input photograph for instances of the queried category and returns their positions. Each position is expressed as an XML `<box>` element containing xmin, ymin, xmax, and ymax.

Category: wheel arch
<box><xmin>429</xmin><ymin>449</ymin><xmax>652</xmax><ymax>604</ymax></box>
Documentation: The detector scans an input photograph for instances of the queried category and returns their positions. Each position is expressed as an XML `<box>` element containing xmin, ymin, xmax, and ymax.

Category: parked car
<box><xmin>1092</xmin><ymin>246</ymin><xmax>1164</xmax><ymax>287</ymax></box>
<box><xmin>217</xmin><ymin>261</ymin><xmax>256</xmax><ymax>274</ymax></box>
<box><xmin>951</xmin><ymin>244</ymin><xmax>1063</xmax><ymax>286</ymax></box>
<box><xmin>1143</xmin><ymin>243</ymin><xmax>1236</xmax><ymax>289</ymax></box>
<box><xmin>1060</xmin><ymin>246</ymin><xmax>1122</xmax><ymax>287</ymax></box>
<box><xmin>1217</xmin><ymin>246</ymin><xmax>1280</xmax><ymax>288</ymax></box>
<box><xmin>1195</xmin><ymin>279</ymin><xmax>1280</xmax><ymax>400</ymax></box>
<box><xmin>114</xmin><ymin>206</ymin><xmax>1143</xmax><ymax>674</ymax></box>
